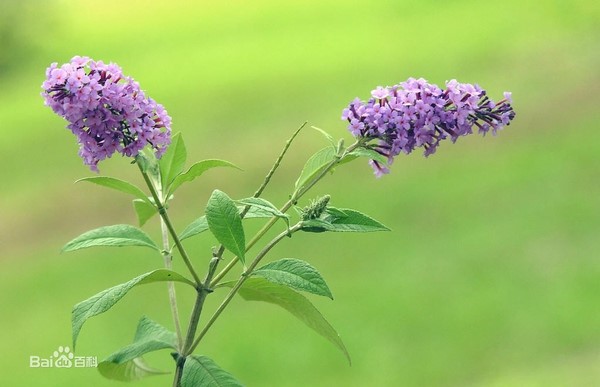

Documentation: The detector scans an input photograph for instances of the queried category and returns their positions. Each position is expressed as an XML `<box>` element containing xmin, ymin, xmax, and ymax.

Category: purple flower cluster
<box><xmin>342</xmin><ymin>78</ymin><xmax>515</xmax><ymax>176</ymax></box>
<box><xmin>42</xmin><ymin>56</ymin><xmax>171</xmax><ymax>171</ymax></box>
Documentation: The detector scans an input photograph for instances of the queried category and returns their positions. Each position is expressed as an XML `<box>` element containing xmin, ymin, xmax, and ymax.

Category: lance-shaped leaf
<box><xmin>159</xmin><ymin>132</ymin><xmax>187</xmax><ymax>189</ymax></box>
<box><xmin>237</xmin><ymin>197</ymin><xmax>289</xmax><ymax>224</ymax></box>
<box><xmin>299</xmin><ymin>219</ymin><xmax>331</xmax><ymax>233</ymax></box>
<box><xmin>311</xmin><ymin>126</ymin><xmax>336</xmax><ymax>147</ymax></box>
<box><xmin>133</xmin><ymin>199</ymin><xmax>157</xmax><ymax>227</ymax></box>
<box><xmin>348</xmin><ymin>147</ymin><xmax>388</xmax><ymax>165</ymax></box>
<box><xmin>62</xmin><ymin>224</ymin><xmax>159</xmax><ymax>252</ymax></box>
<box><xmin>241</xmin><ymin>205</ymin><xmax>278</xmax><ymax>219</ymax></box>
<box><xmin>301</xmin><ymin>208</ymin><xmax>390</xmax><ymax>233</ymax></box>
<box><xmin>77</xmin><ymin>177</ymin><xmax>151</xmax><ymax>205</ymax></box>
<box><xmin>206</xmin><ymin>190</ymin><xmax>246</xmax><ymax>263</ymax></box>
<box><xmin>99</xmin><ymin>358</ymin><xmax>166</xmax><ymax>381</ymax></box>
<box><xmin>181</xmin><ymin>355</ymin><xmax>243</xmax><ymax>387</ymax></box>
<box><xmin>222</xmin><ymin>277</ymin><xmax>350</xmax><ymax>364</ymax></box>
<box><xmin>98</xmin><ymin>316</ymin><xmax>177</xmax><ymax>381</ymax></box>
<box><xmin>72</xmin><ymin>269</ymin><xmax>194</xmax><ymax>348</ymax></box>
<box><xmin>169</xmin><ymin>159</ymin><xmax>240</xmax><ymax>195</ymax></box>
<box><xmin>180</xmin><ymin>216</ymin><xmax>209</xmax><ymax>241</ymax></box>
<box><xmin>252</xmin><ymin>258</ymin><xmax>333</xmax><ymax>299</ymax></box>
<box><xmin>325</xmin><ymin>207</ymin><xmax>348</xmax><ymax>218</ymax></box>
<box><xmin>294</xmin><ymin>147</ymin><xmax>337</xmax><ymax>192</ymax></box>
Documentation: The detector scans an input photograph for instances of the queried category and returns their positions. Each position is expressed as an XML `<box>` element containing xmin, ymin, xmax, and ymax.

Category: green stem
<box><xmin>159</xmin><ymin>217</ymin><xmax>184</xmax><ymax>351</ymax></box>
<box><xmin>183</xmin><ymin>248</ymin><xmax>222</xmax><ymax>353</ymax></box>
<box><xmin>172</xmin><ymin>354</ymin><xmax>185</xmax><ymax>387</ymax></box>
<box><xmin>252</xmin><ymin>121</ymin><xmax>307</xmax><ymax>199</ymax></box>
<box><xmin>137</xmin><ymin>162</ymin><xmax>202</xmax><ymax>285</ymax></box>
<box><xmin>210</xmin><ymin>140</ymin><xmax>361</xmax><ymax>287</ymax></box>
<box><xmin>173</xmin><ymin>247</ymin><xmax>223</xmax><ymax>387</ymax></box>
<box><xmin>188</xmin><ymin>224</ymin><xmax>302</xmax><ymax>354</ymax></box>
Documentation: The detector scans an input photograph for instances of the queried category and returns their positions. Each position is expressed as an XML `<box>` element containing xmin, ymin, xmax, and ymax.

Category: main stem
<box><xmin>188</xmin><ymin>224</ymin><xmax>302</xmax><ymax>354</ymax></box>
<box><xmin>173</xmin><ymin>249</ymin><xmax>224</xmax><ymax>387</ymax></box>
<box><xmin>183</xmin><ymin>246</ymin><xmax>223</xmax><ymax>354</ymax></box>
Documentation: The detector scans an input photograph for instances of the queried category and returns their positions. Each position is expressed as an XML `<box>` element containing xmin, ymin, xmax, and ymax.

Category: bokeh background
<box><xmin>1</xmin><ymin>0</ymin><xmax>599</xmax><ymax>386</ymax></box>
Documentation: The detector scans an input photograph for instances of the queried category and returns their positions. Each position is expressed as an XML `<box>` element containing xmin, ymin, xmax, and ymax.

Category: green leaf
<box><xmin>131</xmin><ymin>316</ymin><xmax>177</xmax><ymax>344</ymax></box>
<box><xmin>206</xmin><ymin>190</ymin><xmax>246</xmax><ymax>263</ymax></box>
<box><xmin>98</xmin><ymin>316</ymin><xmax>176</xmax><ymax>381</ymax></box>
<box><xmin>223</xmin><ymin>277</ymin><xmax>351</xmax><ymax>364</ymax></box>
<box><xmin>242</xmin><ymin>205</ymin><xmax>274</xmax><ymax>219</ymax></box>
<box><xmin>159</xmin><ymin>132</ymin><xmax>187</xmax><ymax>189</ymax></box>
<box><xmin>72</xmin><ymin>269</ymin><xmax>194</xmax><ymax>348</ymax></box>
<box><xmin>253</xmin><ymin>258</ymin><xmax>333</xmax><ymax>299</ymax></box>
<box><xmin>310</xmin><ymin>126</ymin><xmax>336</xmax><ymax>147</ymax></box>
<box><xmin>237</xmin><ymin>197</ymin><xmax>289</xmax><ymax>223</ymax></box>
<box><xmin>76</xmin><ymin>177</ymin><xmax>151</xmax><ymax>205</ymax></box>
<box><xmin>135</xmin><ymin>153</ymin><xmax>152</xmax><ymax>174</ymax></box>
<box><xmin>328</xmin><ymin>208</ymin><xmax>390</xmax><ymax>232</ymax></box>
<box><xmin>62</xmin><ymin>224</ymin><xmax>159</xmax><ymax>252</ymax></box>
<box><xmin>138</xmin><ymin>149</ymin><xmax>161</xmax><ymax>180</ymax></box>
<box><xmin>298</xmin><ymin>219</ymin><xmax>331</xmax><ymax>233</ymax></box>
<box><xmin>301</xmin><ymin>208</ymin><xmax>390</xmax><ymax>233</ymax></box>
<box><xmin>181</xmin><ymin>355</ymin><xmax>243</xmax><ymax>387</ymax></box>
<box><xmin>294</xmin><ymin>147</ymin><xmax>337</xmax><ymax>191</ymax></box>
<box><xmin>325</xmin><ymin>207</ymin><xmax>348</xmax><ymax>218</ymax></box>
<box><xmin>348</xmin><ymin>147</ymin><xmax>388</xmax><ymax>165</ymax></box>
<box><xmin>99</xmin><ymin>358</ymin><xmax>167</xmax><ymax>381</ymax></box>
<box><xmin>169</xmin><ymin>159</ymin><xmax>240</xmax><ymax>195</ymax></box>
<box><xmin>180</xmin><ymin>216</ymin><xmax>209</xmax><ymax>241</ymax></box>
<box><xmin>133</xmin><ymin>199</ymin><xmax>157</xmax><ymax>227</ymax></box>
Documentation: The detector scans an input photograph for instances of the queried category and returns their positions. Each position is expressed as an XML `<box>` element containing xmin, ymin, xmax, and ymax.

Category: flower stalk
<box><xmin>137</xmin><ymin>161</ymin><xmax>202</xmax><ymax>286</ymax></box>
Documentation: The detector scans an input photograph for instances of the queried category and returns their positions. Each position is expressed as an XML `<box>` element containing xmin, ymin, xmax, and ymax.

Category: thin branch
<box><xmin>160</xmin><ymin>217</ymin><xmax>184</xmax><ymax>350</ymax></box>
<box><xmin>138</xmin><ymin>162</ymin><xmax>202</xmax><ymax>285</ymax></box>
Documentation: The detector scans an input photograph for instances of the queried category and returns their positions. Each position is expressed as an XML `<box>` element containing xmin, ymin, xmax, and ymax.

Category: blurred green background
<box><xmin>1</xmin><ymin>0</ymin><xmax>599</xmax><ymax>386</ymax></box>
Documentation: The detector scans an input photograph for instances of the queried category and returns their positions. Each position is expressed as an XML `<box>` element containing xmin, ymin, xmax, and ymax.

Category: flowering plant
<box><xmin>43</xmin><ymin>56</ymin><xmax>515</xmax><ymax>386</ymax></box>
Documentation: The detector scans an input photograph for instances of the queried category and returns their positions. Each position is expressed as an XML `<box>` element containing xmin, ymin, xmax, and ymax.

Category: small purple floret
<box><xmin>342</xmin><ymin>78</ymin><xmax>516</xmax><ymax>176</ymax></box>
<box><xmin>42</xmin><ymin>56</ymin><xmax>171</xmax><ymax>171</ymax></box>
